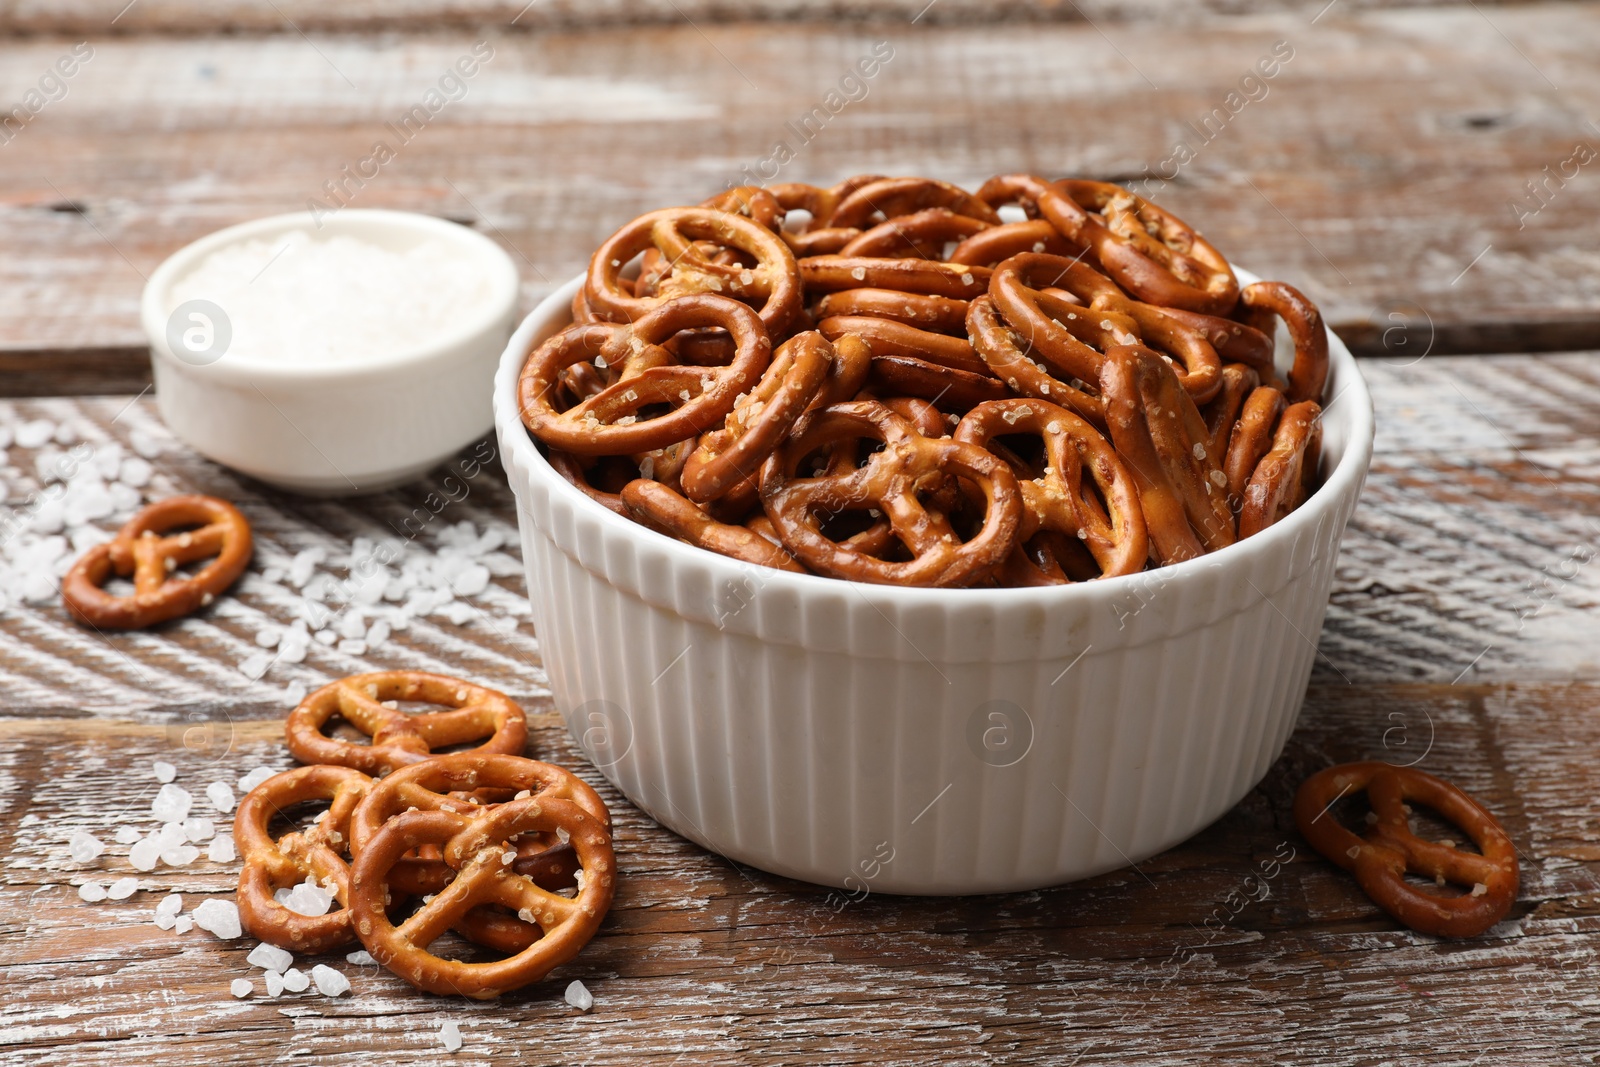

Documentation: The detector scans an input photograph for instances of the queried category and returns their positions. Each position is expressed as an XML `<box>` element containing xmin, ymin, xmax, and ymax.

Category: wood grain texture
<box><xmin>3</xmin><ymin>5</ymin><xmax>1600</xmax><ymax>377</ymax></box>
<box><xmin>3</xmin><ymin>681</ymin><xmax>1599</xmax><ymax>1066</ymax></box>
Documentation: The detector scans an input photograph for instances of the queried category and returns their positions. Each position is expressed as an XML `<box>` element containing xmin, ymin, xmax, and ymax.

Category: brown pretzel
<box><xmin>680</xmin><ymin>330</ymin><xmax>833</xmax><ymax>502</ymax></box>
<box><xmin>761</xmin><ymin>400</ymin><xmax>1022</xmax><ymax>586</ymax></box>
<box><xmin>816</xmin><ymin>315</ymin><xmax>990</xmax><ymax>378</ymax></box>
<box><xmin>61</xmin><ymin>494</ymin><xmax>252</xmax><ymax>630</ymax></box>
<box><xmin>1203</xmin><ymin>363</ymin><xmax>1260</xmax><ymax>466</ymax></box>
<box><xmin>1239</xmin><ymin>400</ymin><xmax>1321</xmax><ymax>538</ymax></box>
<box><xmin>839</xmin><ymin>208</ymin><xmax>992</xmax><ymax>259</ymax></box>
<box><xmin>1054</xmin><ymin>180</ymin><xmax>1239</xmax><ymax>315</ymax></box>
<box><xmin>1237</xmin><ymin>281</ymin><xmax>1329</xmax><ymax>403</ymax></box>
<box><xmin>586</xmin><ymin>206</ymin><xmax>802</xmax><ymax>334</ymax></box>
<box><xmin>1294</xmin><ymin>762</ymin><xmax>1518</xmax><ymax>938</ymax></box>
<box><xmin>974</xmin><ymin>174</ymin><xmax>1095</xmax><ymax>246</ymax></box>
<box><xmin>814</xmin><ymin>289</ymin><xmax>970</xmax><ymax>335</ymax></box>
<box><xmin>866</xmin><ymin>351</ymin><xmax>1011</xmax><ymax>412</ymax></box>
<box><xmin>950</xmin><ymin>219</ymin><xmax>1086</xmax><ymax>267</ymax></box>
<box><xmin>966</xmin><ymin>295</ymin><xmax>1104</xmax><ymax>427</ymax></box>
<box><xmin>235</xmin><ymin>765</ymin><xmax>374</xmax><ymax>953</ymax></box>
<box><xmin>1223</xmin><ymin>385</ymin><xmax>1285</xmax><ymax>505</ymax></box>
<box><xmin>520</xmin><ymin>295</ymin><xmax>772</xmax><ymax>456</ymax></box>
<box><xmin>350</xmin><ymin>797</ymin><xmax>615</xmax><ymax>998</ymax></box>
<box><xmin>1158</xmin><ymin>306</ymin><xmax>1276</xmax><ymax>377</ymax></box>
<box><xmin>800</xmin><ymin>256</ymin><xmax>991</xmax><ymax>300</ymax></box>
<box><xmin>623</xmin><ymin>479</ymin><xmax>805</xmax><ymax>572</ymax></box>
<box><xmin>1099</xmin><ymin>345</ymin><xmax>1236</xmax><ymax>563</ymax></box>
<box><xmin>547</xmin><ymin>450</ymin><xmax>641</xmax><ymax>517</ymax></box>
<box><xmin>986</xmin><ymin>253</ymin><xmax>1130</xmax><ymax>388</ymax></box>
<box><xmin>285</xmin><ymin>672</ymin><xmax>528</xmax><ymax>775</ymax></box>
<box><xmin>955</xmin><ymin>400</ymin><xmax>1147</xmax><ymax>578</ymax></box>
<box><xmin>701</xmin><ymin>186</ymin><xmax>783</xmax><ymax>230</ymax></box>
<box><xmin>828</xmin><ymin>177</ymin><xmax>1001</xmax><ymax>230</ymax></box>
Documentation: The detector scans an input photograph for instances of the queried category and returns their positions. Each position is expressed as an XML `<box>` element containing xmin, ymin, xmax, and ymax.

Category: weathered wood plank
<box><xmin>3</xmin><ymin>7</ymin><xmax>1600</xmax><ymax>373</ymax></box>
<box><xmin>2</xmin><ymin>682</ymin><xmax>1597</xmax><ymax>1066</ymax></box>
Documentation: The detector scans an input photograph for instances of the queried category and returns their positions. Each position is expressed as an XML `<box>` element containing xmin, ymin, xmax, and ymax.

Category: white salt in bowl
<box><xmin>142</xmin><ymin>210</ymin><xmax>519</xmax><ymax>494</ymax></box>
<box><xmin>494</xmin><ymin>271</ymin><xmax>1374</xmax><ymax>895</ymax></box>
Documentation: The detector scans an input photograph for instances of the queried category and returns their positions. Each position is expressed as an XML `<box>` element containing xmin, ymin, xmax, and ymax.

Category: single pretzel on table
<box><xmin>761</xmin><ymin>399</ymin><xmax>1023</xmax><ymax>586</ymax></box>
<box><xmin>234</xmin><ymin>765</ymin><xmax>374</xmax><ymax>953</ymax></box>
<box><xmin>1294</xmin><ymin>761</ymin><xmax>1518</xmax><ymax>938</ymax></box>
<box><xmin>284</xmin><ymin>671</ymin><xmax>528</xmax><ymax>776</ymax></box>
<box><xmin>954</xmin><ymin>399</ymin><xmax>1148</xmax><ymax>580</ymax></box>
<box><xmin>519</xmin><ymin>294</ymin><xmax>772</xmax><ymax>457</ymax></box>
<box><xmin>61</xmin><ymin>494</ymin><xmax>252</xmax><ymax>630</ymax></box>
<box><xmin>585</xmin><ymin>206</ymin><xmax>802</xmax><ymax>334</ymax></box>
<box><xmin>1098</xmin><ymin>344</ymin><xmax>1236</xmax><ymax>564</ymax></box>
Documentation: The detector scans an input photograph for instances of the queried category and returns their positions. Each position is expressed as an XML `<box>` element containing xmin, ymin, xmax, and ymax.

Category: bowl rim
<box><xmin>142</xmin><ymin>208</ymin><xmax>521</xmax><ymax>386</ymax></box>
<box><xmin>494</xmin><ymin>270</ymin><xmax>1375</xmax><ymax>608</ymax></box>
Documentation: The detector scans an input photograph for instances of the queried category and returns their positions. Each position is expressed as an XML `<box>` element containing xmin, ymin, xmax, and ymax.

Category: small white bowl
<box><xmin>143</xmin><ymin>210</ymin><xmax>520</xmax><ymax>494</ymax></box>
<box><xmin>494</xmin><ymin>272</ymin><xmax>1374</xmax><ymax>895</ymax></box>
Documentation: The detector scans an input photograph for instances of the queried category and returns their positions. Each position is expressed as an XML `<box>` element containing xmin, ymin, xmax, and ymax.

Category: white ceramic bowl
<box><xmin>494</xmin><ymin>273</ymin><xmax>1374</xmax><ymax>895</ymax></box>
<box><xmin>143</xmin><ymin>210</ymin><xmax>520</xmax><ymax>494</ymax></box>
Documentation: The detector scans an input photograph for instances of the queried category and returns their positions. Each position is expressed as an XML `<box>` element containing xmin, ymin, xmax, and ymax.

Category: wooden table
<box><xmin>5</xmin><ymin>4</ymin><xmax>1600</xmax><ymax>1064</ymax></box>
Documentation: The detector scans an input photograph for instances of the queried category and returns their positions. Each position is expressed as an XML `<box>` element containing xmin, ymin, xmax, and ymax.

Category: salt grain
<box><xmin>254</xmin><ymin>626</ymin><xmax>281</xmax><ymax>649</ymax></box>
<box><xmin>311</xmin><ymin>964</ymin><xmax>350</xmax><ymax>996</ymax></box>
<box><xmin>565</xmin><ymin>979</ymin><xmax>594</xmax><ymax>1012</ymax></box>
<box><xmin>68</xmin><ymin>831</ymin><xmax>106</xmax><ymax>863</ymax></box>
<box><xmin>153</xmin><ymin>761</ymin><xmax>177</xmax><ymax>783</ymax></box>
<box><xmin>248</xmin><ymin>943</ymin><xmax>294</xmax><ymax>972</ymax></box>
<box><xmin>174</xmin><ymin>916</ymin><xmax>194</xmax><ymax>934</ymax></box>
<box><xmin>209</xmin><ymin>835</ymin><xmax>236</xmax><ymax>862</ymax></box>
<box><xmin>264</xmin><ymin>970</ymin><xmax>286</xmax><ymax>997</ymax></box>
<box><xmin>237</xmin><ymin>767</ymin><xmax>277</xmax><ymax>793</ymax></box>
<box><xmin>106</xmin><ymin>877</ymin><xmax>139</xmax><ymax>900</ymax></box>
<box><xmin>156</xmin><ymin>893</ymin><xmax>183</xmax><ymax>920</ymax></box>
<box><xmin>206</xmin><ymin>782</ymin><xmax>236</xmax><ymax>815</ymax></box>
<box><xmin>151</xmin><ymin>783</ymin><xmax>193</xmax><ymax>822</ymax></box>
<box><xmin>129</xmin><ymin>834</ymin><xmax>162</xmax><ymax>872</ymax></box>
<box><xmin>184</xmin><ymin>817</ymin><xmax>216</xmax><ymax>842</ymax></box>
<box><xmin>192</xmin><ymin>898</ymin><xmax>243</xmax><ymax>939</ymax></box>
<box><xmin>239</xmin><ymin>652</ymin><xmax>272</xmax><ymax>681</ymax></box>
<box><xmin>284</xmin><ymin>681</ymin><xmax>308</xmax><ymax>707</ymax></box>
<box><xmin>79</xmin><ymin>882</ymin><xmax>108</xmax><ymax>902</ymax></box>
<box><xmin>231</xmin><ymin>978</ymin><xmax>253</xmax><ymax>998</ymax></box>
<box><xmin>161</xmin><ymin>843</ymin><xmax>201</xmax><ymax>867</ymax></box>
<box><xmin>283</xmin><ymin>879</ymin><xmax>334</xmax><ymax>917</ymax></box>
<box><xmin>281</xmin><ymin>967</ymin><xmax>310</xmax><ymax>993</ymax></box>
<box><xmin>439</xmin><ymin>1020</ymin><xmax>464</xmax><ymax>1052</ymax></box>
<box><xmin>345</xmin><ymin>950</ymin><xmax>374</xmax><ymax>966</ymax></box>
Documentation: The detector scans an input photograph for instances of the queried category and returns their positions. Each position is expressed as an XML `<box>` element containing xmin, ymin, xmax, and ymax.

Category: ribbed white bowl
<box><xmin>493</xmin><ymin>273</ymin><xmax>1373</xmax><ymax>895</ymax></box>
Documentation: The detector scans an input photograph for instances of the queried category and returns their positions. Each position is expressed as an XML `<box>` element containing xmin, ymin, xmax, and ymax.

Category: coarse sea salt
<box><xmin>208</xmin><ymin>834</ymin><xmax>237</xmax><ymax>862</ymax></box>
<box><xmin>69</xmin><ymin>831</ymin><xmax>106</xmax><ymax>863</ymax></box>
<box><xmin>231</xmin><ymin>978</ymin><xmax>253</xmax><ymax>998</ymax></box>
<box><xmin>206</xmin><ymin>781</ymin><xmax>236</xmax><ymax>815</ymax></box>
<box><xmin>166</xmin><ymin>231</ymin><xmax>499</xmax><ymax>366</ymax></box>
<box><xmin>248</xmin><ymin>942</ymin><xmax>294</xmax><ymax>972</ymax></box>
<box><xmin>311</xmin><ymin>964</ymin><xmax>350</xmax><ymax>997</ymax></box>
<box><xmin>264</xmin><ymin>971</ymin><xmax>286</xmax><ymax>997</ymax></box>
<box><xmin>237</xmin><ymin>767</ymin><xmax>277</xmax><ymax>793</ymax></box>
<box><xmin>153</xmin><ymin>761</ymin><xmax>177</xmax><ymax>784</ymax></box>
<box><xmin>151</xmin><ymin>783</ymin><xmax>193</xmax><ymax>822</ymax></box>
<box><xmin>192</xmin><ymin>898</ymin><xmax>242</xmax><ymax>939</ymax></box>
<box><xmin>565</xmin><ymin>980</ymin><xmax>594</xmax><ymax>1012</ymax></box>
<box><xmin>281</xmin><ymin>967</ymin><xmax>310</xmax><ymax>993</ymax></box>
<box><xmin>79</xmin><ymin>882</ymin><xmax>108</xmax><ymax>902</ymax></box>
<box><xmin>106</xmin><ymin>877</ymin><xmax>139</xmax><ymax>900</ymax></box>
<box><xmin>439</xmin><ymin>1020</ymin><xmax>464</xmax><ymax>1052</ymax></box>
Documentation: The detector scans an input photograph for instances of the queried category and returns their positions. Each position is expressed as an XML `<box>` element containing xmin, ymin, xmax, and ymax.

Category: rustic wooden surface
<box><xmin>6</xmin><ymin>3</ymin><xmax>1600</xmax><ymax>394</ymax></box>
<box><xmin>7</xmin><ymin>4</ymin><xmax>1600</xmax><ymax>1065</ymax></box>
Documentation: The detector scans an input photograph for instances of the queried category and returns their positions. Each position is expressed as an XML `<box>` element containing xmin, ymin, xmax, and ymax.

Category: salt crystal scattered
<box><xmin>565</xmin><ymin>980</ymin><xmax>594</xmax><ymax>1012</ymax></box>
<box><xmin>119</xmin><ymin>456</ymin><xmax>153</xmax><ymax>488</ymax></box>
<box><xmin>284</xmin><ymin>681</ymin><xmax>308</xmax><ymax>707</ymax></box>
<box><xmin>192</xmin><ymin>898</ymin><xmax>243</xmax><ymax>939</ymax></box>
<box><xmin>151</xmin><ymin>783</ymin><xmax>192</xmax><ymax>822</ymax></box>
<box><xmin>345</xmin><ymin>950</ymin><xmax>374</xmax><ymax>966</ymax></box>
<box><xmin>265</xmin><ymin>970</ymin><xmax>286</xmax><ymax>996</ymax></box>
<box><xmin>153</xmin><ymin>761</ymin><xmax>177</xmax><ymax>783</ymax></box>
<box><xmin>206</xmin><ymin>781</ymin><xmax>236</xmax><ymax>815</ymax></box>
<box><xmin>231</xmin><ymin>978</ymin><xmax>253</xmax><ymax>998</ymax></box>
<box><xmin>16</xmin><ymin>419</ymin><xmax>55</xmax><ymax>449</ymax></box>
<box><xmin>337</xmin><ymin>639</ymin><xmax>368</xmax><ymax>656</ymax></box>
<box><xmin>315</xmin><ymin>629</ymin><xmax>337</xmax><ymax>646</ymax></box>
<box><xmin>248</xmin><ymin>943</ymin><xmax>294</xmax><ymax>971</ymax></box>
<box><xmin>283</xmin><ymin>879</ymin><xmax>334</xmax><ymax>917</ymax></box>
<box><xmin>450</xmin><ymin>564</ymin><xmax>491</xmax><ymax>598</ymax></box>
<box><xmin>338</xmin><ymin>611</ymin><xmax>367</xmax><ymax>640</ymax></box>
<box><xmin>238</xmin><ymin>767</ymin><xmax>277</xmax><ymax>793</ymax></box>
<box><xmin>129</xmin><ymin>834</ymin><xmax>162</xmax><ymax>871</ymax></box>
<box><xmin>281</xmin><ymin>967</ymin><xmax>310</xmax><ymax>993</ymax></box>
<box><xmin>156</xmin><ymin>894</ymin><xmax>183</xmax><ymax>919</ymax></box>
<box><xmin>311</xmin><ymin>964</ymin><xmax>350</xmax><ymax>996</ymax></box>
<box><xmin>208</xmin><ymin>834</ymin><xmax>237</xmax><ymax>862</ymax></box>
<box><xmin>107</xmin><ymin>877</ymin><xmax>139</xmax><ymax>900</ymax></box>
<box><xmin>254</xmin><ymin>626</ymin><xmax>281</xmax><ymax>649</ymax></box>
<box><xmin>69</xmin><ymin>831</ymin><xmax>106</xmax><ymax>863</ymax></box>
<box><xmin>161</xmin><ymin>843</ymin><xmax>201</xmax><ymax>867</ymax></box>
<box><xmin>365</xmin><ymin>619</ymin><xmax>391</xmax><ymax>648</ymax></box>
<box><xmin>239</xmin><ymin>652</ymin><xmax>272</xmax><ymax>681</ymax></box>
<box><xmin>173</xmin><ymin>916</ymin><xmax>194</xmax><ymax>934</ymax></box>
<box><xmin>184</xmin><ymin>817</ymin><xmax>216</xmax><ymax>842</ymax></box>
<box><xmin>79</xmin><ymin>882</ymin><xmax>108</xmax><ymax>902</ymax></box>
<box><xmin>439</xmin><ymin>1020</ymin><xmax>464</xmax><ymax>1052</ymax></box>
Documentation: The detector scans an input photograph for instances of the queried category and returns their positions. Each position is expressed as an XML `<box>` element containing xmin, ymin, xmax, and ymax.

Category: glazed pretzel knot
<box><xmin>761</xmin><ymin>400</ymin><xmax>1023</xmax><ymax>586</ymax></box>
<box><xmin>285</xmin><ymin>671</ymin><xmax>529</xmax><ymax>775</ymax></box>
<box><xmin>1099</xmin><ymin>345</ymin><xmax>1236</xmax><ymax>564</ymax></box>
<box><xmin>235</xmin><ymin>765</ymin><xmax>374</xmax><ymax>953</ymax></box>
<box><xmin>954</xmin><ymin>399</ymin><xmax>1148</xmax><ymax>579</ymax></box>
<box><xmin>1294</xmin><ymin>761</ymin><xmax>1519</xmax><ymax>938</ymax></box>
<box><xmin>61</xmin><ymin>494</ymin><xmax>252</xmax><ymax>629</ymax></box>
<box><xmin>348</xmin><ymin>755</ymin><xmax>616</xmax><ymax>999</ymax></box>
<box><xmin>585</xmin><ymin>206</ymin><xmax>802</xmax><ymax>334</ymax></box>
<box><xmin>519</xmin><ymin>294</ymin><xmax>773</xmax><ymax>456</ymax></box>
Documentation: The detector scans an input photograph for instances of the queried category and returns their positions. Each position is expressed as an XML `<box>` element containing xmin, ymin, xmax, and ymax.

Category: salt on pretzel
<box><xmin>680</xmin><ymin>330</ymin><xmax>834</xmax><ymax>503</ymax></box>
<box><xmin>949</xmin><ymin>219</ymin><xmax>1086</xmax><ymax>267</ymax></box>
<box><xmin>966</xmin><ymin>295</ymin><xmax>1105</xmax><ymax>427</ymax></box>
<box><xmin>1237</xmin><ymin>280</ymin><xmax>1329</xmax><ymax>403</ymax></box>
<box><xmin>586</xmin><ymin>206</ymin><xmax>802</xmax><ymax>334</ymax></box>
<box><xmin>1294</xmin><ymin>761</ymin><xmax>1518</xmax><ymax>938</ymax></box>
<box><xmin>623</xmin><ymin>479</ymin><xmax>806</xmax><ymax>572</ymax></box>
<box><xmin>1223</xmin><ymin>385</ymin><xmax>1285</xmax><ymax>505</ymax></box>
<box><xmin>1054</xmin><ymin>180</ymin><xmax>1240</xmax><ymax>315</ymax></box>
<box><xmin>1239</xmin><ymin>399</ymin><xmax>1321</xmax><ymax>537</ymax></box>
<box><xmin>1099</xmin><ymin>344</ymin><xmax>1236</xmax><ymax>563</ymax></box>
<box><xmin>839</xmin><ymin>207</ymin><xmax>992</xmax><ymax>259</ymax></box>
<box><xmin>814</xmin><ymin>289</ymin><xmax>972</xmax><ymax>335</ymax></box>
<box><xmin>235</xmin><ymin>765</ymin><xmax>374</xmax><ymax>953</ymax></box>
<box><xmin>827</xmin><ymin>176</ymin><xmax>1001</xmax><ymax>230</ymax></box>
<box><xmin>285</xmin><ymin>671</ymin><xmax>528</xmax><ymax>775</ymax></box>
<box><xmin>955</xmin><ymin>399</ymin><xmax>1147</xmax><ymax>578</ymax></box>
<box><xmin>61</xmin><ymin>494</ymin><xmax>252</xmax><ymax>630</ymax></box>
<box><xmin>816</xmin><ymin>314</ymin><xmax>990</xmax><ymax>377</ymax></box>
<box><xmin>1203</xmin><ymin>363</ymin><xmax>1260</xmax><ymax>468</ymax></box>
<box><xmin>799</xmin><ymin>256</ymin><xmax>992</xmax><ymax>300</ymax></box>
<box><xmin>519</xmin><ymin>294</ymin><xmax>772</xmax><ymax>456</ymax></box>
<box><xmin>761</xmin><ymin>400</ymin><xmax>1023</xmax><ymax>586</ymax></box>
